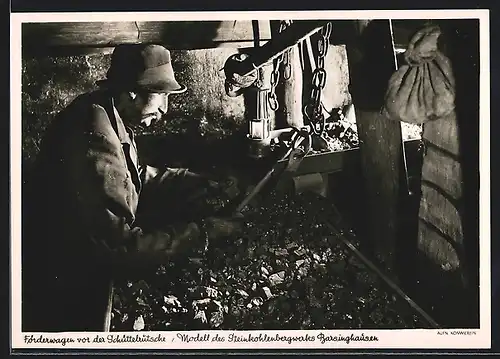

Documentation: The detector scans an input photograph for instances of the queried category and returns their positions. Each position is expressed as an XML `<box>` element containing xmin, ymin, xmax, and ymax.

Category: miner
<box><xmin>22</xmin><ymin>44</ymin><xmax>243</xmax><ymax>332</ymax></box>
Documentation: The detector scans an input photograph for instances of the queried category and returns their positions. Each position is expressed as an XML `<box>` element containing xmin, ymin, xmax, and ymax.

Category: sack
<box><xmin>383</xmin><ymin>26</ymin><xmax>456</xmax><ymax>124</ymax></box>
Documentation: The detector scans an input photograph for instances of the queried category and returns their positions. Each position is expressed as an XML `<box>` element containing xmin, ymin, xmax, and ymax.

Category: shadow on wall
<box><xmin>402</xmin><ymin>19</ymin><xmax>480</xmax><ymax>329</ymax></box>
<box><xmin>444</xmin><ymin>19</ymin><xmax>480</xmax><ymax>326</ymax></box>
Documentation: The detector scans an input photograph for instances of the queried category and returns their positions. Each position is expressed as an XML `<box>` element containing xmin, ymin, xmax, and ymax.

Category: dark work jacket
<box><xmin>22</xmin><ymin>90</ymin><xmax>201</xmax><ymax>331</ymax></box>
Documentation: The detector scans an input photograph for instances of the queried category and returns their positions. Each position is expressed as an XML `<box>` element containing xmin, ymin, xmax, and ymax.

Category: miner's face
<box><xmin>119</xmin><ymin>90</ymin><xmax>169</xmax><ymax>129</ymax></box>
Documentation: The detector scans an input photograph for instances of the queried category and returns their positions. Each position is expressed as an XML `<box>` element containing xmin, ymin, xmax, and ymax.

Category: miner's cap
<box><xmin>97</xmin><ymin>44</ymin><xmax>187</xmax><ymax>94</ymax></box>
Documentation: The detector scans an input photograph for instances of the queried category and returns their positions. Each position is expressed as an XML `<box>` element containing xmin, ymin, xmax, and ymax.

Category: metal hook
<box><xmin>134</xmin><ymin>21</ymin><xmax>141</xmax><ymax>41</ymax></box>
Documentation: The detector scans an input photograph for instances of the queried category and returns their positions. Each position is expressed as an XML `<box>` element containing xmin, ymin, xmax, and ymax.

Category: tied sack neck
<box><xmin>404</xmin><ymin>25</ymin><xmax>442</xmax><ymax>66</ymax></box>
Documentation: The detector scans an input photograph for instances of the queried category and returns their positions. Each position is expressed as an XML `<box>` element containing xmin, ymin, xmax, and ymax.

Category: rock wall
<box><xmin>22</xmin><ymin>45</ymin><xmax>354</xmax><ymax>171</ymax></box>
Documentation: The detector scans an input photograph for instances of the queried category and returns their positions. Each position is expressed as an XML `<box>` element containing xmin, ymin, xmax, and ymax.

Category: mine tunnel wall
<box><xmin>414</xmin><ymin>20</ymin><xmax>480</xmax><ymax>328</ymax></box>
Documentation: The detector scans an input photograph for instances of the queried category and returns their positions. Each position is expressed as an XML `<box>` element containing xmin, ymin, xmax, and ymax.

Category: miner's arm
<box><xmin>67</xmin><ymin>105</ymin><xmax>205</xmax><ymax>276</ymax></box>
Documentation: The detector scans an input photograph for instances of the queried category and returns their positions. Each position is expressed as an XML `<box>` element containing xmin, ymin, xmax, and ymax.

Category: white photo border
<box><xmin>10</xmin><ymin>9</ymin><xmax>491</xmax><ymax>350</ymax></box>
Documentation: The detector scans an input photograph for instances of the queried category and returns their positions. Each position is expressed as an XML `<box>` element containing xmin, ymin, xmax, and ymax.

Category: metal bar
<box><xmin>103</xmin><ymin>280</ymin><xmax>114</xmax><ymax>332</ymax></box>
<box><xmin>236</xmin><ymin>20</ymin><xmax>331</xmax><ymax>77</ymax></box>
<box><xmin>305</xmin><ymin>36</ymin><xmax>317</xmax><ymax>71</ymax></box>
<box><xmin>318</xmin><ymin>214</ymin><xmax>440</xmax><ymax>328</ymax></box>
<box><xmin>388</xmin><ymin>19</ymin><xmax>412</xmax><ymax>196</ymax></box>
<box><xmin>276</xmin><ymin>148</ymin><xmax>358</xmax><ymax>176</ymax></box>
<box><xmin>235</xmin><ymin>135</ymin><xmax>309</xmax><ymax>214</ymax></box>
<box><xmin>235</xmin><ymin>144</ymin><xmax>297</xmax><ymax>213</ymax></box>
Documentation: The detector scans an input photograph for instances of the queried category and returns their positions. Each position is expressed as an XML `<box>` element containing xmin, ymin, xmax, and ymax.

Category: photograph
<box><xmin>10</xmin><ymin>9</ymin><xmax>490</xmax><ymax>351</ymax></box>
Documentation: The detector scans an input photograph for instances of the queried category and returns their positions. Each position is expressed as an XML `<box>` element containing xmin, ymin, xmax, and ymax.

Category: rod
<box><xmin>388</xmin><ymin>19</ymin><xmax>412</xmax><ymax>196</ymax></box>
<box><xmin>320</xmin><ymin>216</ymin><xmax>440</xmax><ymax>329</ymax></box>
<box><xmin>235</xmin><ymin>135</ymin><xmax>307</xmax><ymax>214</ymax></box>
<box><xmin>236</xmin><ymin>21</ymin><xmax>331</xmax><ymax>77</ymax></box>
<box><xmin>103</xmin><ymin>280</ymin><xmax>114</xmax><ymax>332</ymax></box>
<box><xmin>235</xmin><ymin>145</ymin><xmax>296</xmax><ymax>213</ymax></box>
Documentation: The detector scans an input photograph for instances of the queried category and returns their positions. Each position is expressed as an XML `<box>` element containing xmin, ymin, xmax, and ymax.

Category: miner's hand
<box><xmin>109</xmin><ymin>224</ymin><xmax>207</xmax><ymax>278</ymax></box>
<box><xmin>136</xmin><ymin>223</ymin><xmax>205</xmax><ymax>256</ymax></box>
<box><xmin>204</xmin><ymin>215</ymin><xmax>244</xmax><ymax>240</ymax></box>
<box><xmin>216</xmin><ymin>175</ymin><xmax>240</xmax><ymax>200</ymax></box>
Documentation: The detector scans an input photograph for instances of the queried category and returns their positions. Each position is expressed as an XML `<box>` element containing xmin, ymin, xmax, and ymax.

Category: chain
<box><xmin>303</xmin><ymin>22</ymin><xmax>333</xmax><ymax>137</ymax></box>
<box><xmin>267</xmin><ymin>20</ymin><xmax>293</xmax><ymax>112</ymax></box>
<box><xmin>281</xmin><ymin>20</ymin><xmax>293</xmax><ymax>81</ymax></box>
<box><xmin>268</xmin><ymin>55</ymin><xmax>282</xmax><ymax>111</ymax></box>
<box><xmin>255</xmin><ymin>67</ymin><xmax>264</xmax><ymax>89</ymax></box>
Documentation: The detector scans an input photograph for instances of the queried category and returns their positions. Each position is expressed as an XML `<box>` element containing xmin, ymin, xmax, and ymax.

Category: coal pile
<box><xmin>111</xmin><ymin>190</ymin><xmax>429</xmax><ymax>331</ymax></box>
<box><xmin>320</xmin><ymin>121</ymin><xmax>359</xmax><ymax>152</ymax></box>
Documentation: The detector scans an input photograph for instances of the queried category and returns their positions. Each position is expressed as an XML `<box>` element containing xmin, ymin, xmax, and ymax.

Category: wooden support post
<box><xmin>281</xmin><ymin>45</ymin><xmax>304</xmax><ymax>129</ymax></box>
<box><xmin>346</xmin><ymin>20</ymin><xmax>403</xmax><ymax>276</ymax></box>
<box><xmin>268</xmin><ymin>20</ymin><xmax>304</xmax><ymax>130</ymax></box>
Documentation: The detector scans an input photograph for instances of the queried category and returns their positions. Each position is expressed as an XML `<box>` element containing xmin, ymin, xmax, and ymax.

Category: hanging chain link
<box><xmin>268</xmin><ymin>55</ymin><xmax>282</xmax><ymax>111</ymax></box>
<box><xmin>267</xmin><ymin>20</ymin><xmax>293</xmax><ymax>112</ymax></box>
<box><xmin>303</xmin><ymin>22</ymin><xmax>333</xmax><ymax>137</ymax></box>
<box><xmin>282</xmin><ymin>49</ymin><xmax>292</xmax><ymax>81</ymax></box>
<box><xmin>281</xmin><ymin>20</ymin><xmax>293</xmax><ymax>81</ymax></box>
<box><xmin>255</xmin><ymin>67</ymin><xmax>264</xmax><ymax>89</ymax></box>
